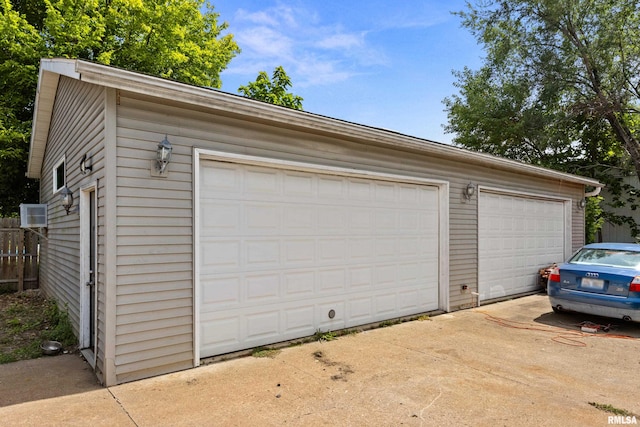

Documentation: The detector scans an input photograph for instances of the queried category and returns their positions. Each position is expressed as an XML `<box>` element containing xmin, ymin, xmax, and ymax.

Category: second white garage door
<box><xmin>478</xmin><ymin>190</ymin><xmax>568</xmax><ymax>301</ymax></box>
<box><xmin>198</xmin><ymin>157</ymin><xmax>442</xmax><ymax>358</ymax></box>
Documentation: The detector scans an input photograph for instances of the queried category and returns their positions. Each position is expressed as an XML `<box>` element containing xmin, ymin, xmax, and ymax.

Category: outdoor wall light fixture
<box><xmin>61</xmin><ymin>185</ymin><xmax>74</xmax><ymax>215</ymax></box>
<box><xmin>463</xmin><ymin>182</ymin><xmax>476</xmax><ymax>200</ymax></box>
<box><xmin>578</xmin><ymin>198</ymin><xmax>586</xmax><ymax>209</ymax></box>
<box><xmin>156</xmin><ymin>135</ymin><xmax>173</xmax><ymax>175</ymax></box>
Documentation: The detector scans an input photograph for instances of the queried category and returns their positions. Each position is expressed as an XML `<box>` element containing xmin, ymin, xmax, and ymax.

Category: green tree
<box><xmin>238</xmin><ymin>66</ymin><xmax>303</xmax><ymax>110</ymax></box>
<box><xmin>0</xmin><ymin>0</ymin><xmax>240</xmax><ymax>215</ymax></box>
<box><xmin>444</xmin><ymin>0</ymin><xmax>640</xmax><ymax>241</ymax></box>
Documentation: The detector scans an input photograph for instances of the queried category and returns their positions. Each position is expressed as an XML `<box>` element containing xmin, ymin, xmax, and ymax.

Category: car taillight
<box><xmin>630</xmin><ymin>276</ymin><xmax>640</xmax><ymax>292</ymax></box>
<box><xmin>549</xmin><ymin>267</ymin><xmax>561</xmax><ymax>283</ymax></box>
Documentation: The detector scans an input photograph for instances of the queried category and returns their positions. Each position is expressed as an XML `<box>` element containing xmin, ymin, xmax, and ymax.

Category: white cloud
<box><xmin>234</xmin><ymin>9</ymin><xmax>279</xmax><ymax>26</ymax></box>
<box><xmin>224</xmin><ymin>3</ymin><xmax>389</xmax><ymax>88</ymax></box>
<box><xmin>293</xmin><ymin>55</ymin><xmax>356</xmax><ymax>86</ymax></box>
<box><xmin>236</xmin><ymin>26</ymin><xmax>293</xmax><ymax>59</ymax></box>
<box><xmin>315</xmin><ymin>33</ymin><xmax>364</xmax><ymax>50</ymax></box>
<box><xmin>234</xmin><ymin>4</ymin><xmax>300</xmax><ymax>29</ymax></box>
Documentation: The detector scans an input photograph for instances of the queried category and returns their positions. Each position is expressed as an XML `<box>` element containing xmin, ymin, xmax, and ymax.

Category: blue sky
<box><xmin>213</xmin><ymin>1</ymin><xmax>485</xmax><ymax>144</ymax></box>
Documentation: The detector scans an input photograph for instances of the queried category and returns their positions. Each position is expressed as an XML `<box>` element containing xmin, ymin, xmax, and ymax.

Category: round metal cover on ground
<box><xmin>328</xmin><ymin>309</ymin><xmax>335</xmax><ymax>319</ymax></box>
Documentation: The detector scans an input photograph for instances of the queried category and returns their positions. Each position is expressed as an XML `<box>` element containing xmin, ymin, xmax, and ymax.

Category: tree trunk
<box><xmin>606</xmin><ymin>113</ymin><xmax>640</xmax><ymax>179</ymax></box>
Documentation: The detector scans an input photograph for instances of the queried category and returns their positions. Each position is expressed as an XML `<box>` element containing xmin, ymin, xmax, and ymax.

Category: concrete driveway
<box><xmin>1</xmin><ymin>294</ymin><xmax>639</xmax><ymax>426</ymax></box>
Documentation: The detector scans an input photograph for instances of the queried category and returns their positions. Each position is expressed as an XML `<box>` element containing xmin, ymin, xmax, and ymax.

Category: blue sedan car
<box><xmin>548</xmin><ymin>242</ymin><xmax>640</xmax><ymax>322</ymax></box>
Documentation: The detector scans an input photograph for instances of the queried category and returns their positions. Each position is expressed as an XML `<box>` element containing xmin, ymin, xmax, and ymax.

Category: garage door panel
<box><xmin>200</xmin><ymin>163</ymin><xmax>241</xmax><ymax>194</ymax></box>
<box><xmin>318</xmin><ymin>176</ymin><xmax>345</xmax><ymax>198</ymax></box>
<box><xmin>318</xmin><ymin>238</ymin><xmax>347</xmax><ymax>262</ymax></box>
<box><xmin>349</xmin><ymin>180</ymin><xmax>372</xmax><ymax>200</ymax></box>
<box><xmin>375</xmin><ymin>238</ymin><xmax>396</xmax><ymax>257</ymax></box>
<box><xmin>283</xmin><ymin>239</ymin><xmax>314</xmax><ymax>264</ymax></box>
<box><xmin>246</xmin><ymin>273</ymin><xmax>280</xmax><ymax>301</ymax></box>
<box><xmin>284</xmin><ymin>306</ymin><xmax>315</xmax><ymax>332</ymax></box>
<box><xmin>285</xmin><ymin>206</ymin><xmax>315</xmax><ymax>232</ymax></box>
<box><xmin>318</xmin><ymin>207</ymin><xmax>346</xmax><ymax>232</ymax></box>
<box><xmin>397</xmin><ymin>237</ymin><xmax>420</xmax><ymax>256</ymax></box>
<box><xmin>245</xmin><ymin>168</ymin><xmax>279</xmax><ymax>193</ymax></box>
<box><xmin>199</xmin><ymin>160</ymin><xmax>441</xmax><ymax>358</ymax></box>
<box><xmin>317</xmin><ymin>301</ymin><xmax>346</xmax><ymax>330</ymax></box>
<box><xmin>245</xmin><ymin>311</ymin><xmax>280</xmax><ymax>341</ymax></box>
<box><xmin>348</xmin><ymin>297</ymin><xmax>373</xmax><ymax>321</ymax></box>
<box><xmin>479</xmin><ymin>191</ymin><xmax>566</xmax><ymax>301</ymax></box>
<box><xmin>375</xmin><ymin>294</ymin><xmax>397</xmax><ymax>316</ymax></box>
<box><xmin>283</xmin><ymin>171</ymin><xmax>313</xmax><ymax>195</ymax></box>
<box><xmin>284</xmin><ymin>271</ymin><xmax>315</xmax><ymax>295</ymax></box>
<box><xmin>318</xmin><ymin>268</ymin><xmax>346</xmax><ymax>292</ymax></box>
<box><xmin>201</xmin><ymin>240</ymin><xmax>240</xmax><ymax>271</ymax></box>
<box><xmin>201</xmin><ymin>275</ymin><xmax>240</xmax><ymax>307</ymax></box>
<box><xmin>246</xmin><ymin>239</ymin><xmax>280</xmax><ymax>266</ymax></box>
<box><xmin>245</xmin><ymin>204</ymin><xmax>280</xmax><ymax>232</ymax></box>
<box><xmin>349</xmin><ymin>209</ymin><xmax>372</xmax><ymax>230</ymax></box>
<box><xmin>349</xmin><ymin>267</ymin><xmax>372</xmax><ymax>288</ymax></box>
<box><xmin>200</xmin><ymin>317</ymin><xmax>240</xmax><ymax>353</ymax></box>
<box><xmin>202</xmin><ymin>203</ymin><xmax>239</xmax><ymax>232</ymax></box>
<box><xmin>349</xmin><ymin>238</ymin><xmax>375</xmax><ymax>258</ymax></box>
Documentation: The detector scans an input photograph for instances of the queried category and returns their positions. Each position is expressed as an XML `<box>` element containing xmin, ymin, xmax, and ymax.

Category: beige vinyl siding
<box><xmin>115</xmin><ymin>90</ymin><xmax>584</xmax><ymax>356</ymax></box>
<box><xmin>114</xmin><ymin>96</ymin><xmax>194</xmax><ymax>383</ymax></box>
<box><xmin>39</xmin><ymin>77</ymin><xmax>106</xmax><ymax>337</ymax></box>
<box><xmin>572</xmin><ymin>204</ymin><xmax>586</xmax><ymax>249</ymax></box>
<box><xmin>599</xmin><ymin>176</ymin><xmax>637</xmax><ymax>242</ymax></box>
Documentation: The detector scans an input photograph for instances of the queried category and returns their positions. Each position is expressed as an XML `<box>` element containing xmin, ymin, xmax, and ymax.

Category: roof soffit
<box><xmin>29</xmin><ymin>59</ymin><xmax>601</xmax><ymax>188</ymax></box>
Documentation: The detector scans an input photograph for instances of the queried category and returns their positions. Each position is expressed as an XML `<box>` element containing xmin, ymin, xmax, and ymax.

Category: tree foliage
<box><xmin>444</xmin><ymin>0</ymin><xmax>640</xmax><ymax>240</ymax></box>
<box><xmin>238</xmin><ymin>66</ymin><xmax>303</xmax><ymax>110</ymax></box>
<box><xmin>0</xmin><ymin>0</ymin><xmax>240</xmax><ymax>215</ymax></box>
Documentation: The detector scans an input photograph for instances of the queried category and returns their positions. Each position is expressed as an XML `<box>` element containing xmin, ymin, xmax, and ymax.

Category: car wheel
<box><xmin>551</xmin><ymin>306</ymin><xmax>561</xmax><ymax>314</ymax></box>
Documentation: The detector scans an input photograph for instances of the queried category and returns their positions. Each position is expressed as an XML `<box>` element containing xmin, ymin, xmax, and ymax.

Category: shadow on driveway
<box><xmin>534</xmin><ymin>309</ymin><xmax>640</xmax><ymax>339</ymax></box>
<box><xmin>0</xmin><ymin>352</ymin><xmax>101</xmax><ymax>407</ymax></box>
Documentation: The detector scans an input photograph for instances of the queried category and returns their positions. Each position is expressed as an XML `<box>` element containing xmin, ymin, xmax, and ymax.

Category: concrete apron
<box><xmin>1</xmin><ymin>294</ymin><xmax>639</xmax><ymax>426</ymax></box>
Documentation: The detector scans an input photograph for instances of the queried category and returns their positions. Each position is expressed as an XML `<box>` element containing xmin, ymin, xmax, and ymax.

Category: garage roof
<box><xmin>28</xmin><ymin>58</ymin><xmax>602</xmax><ymax>189</ymax></box>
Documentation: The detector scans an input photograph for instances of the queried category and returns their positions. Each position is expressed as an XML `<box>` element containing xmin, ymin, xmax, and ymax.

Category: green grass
<box><xmin>313</xmin><ymin>330</ymin><xmax>337</xmax><ymax>342</ymax></box>
<box><xmin>0</xmin><ymin>292</ymin><xmax>77</xmax><ymax>364</ymax></box>
<box><xmin>251</xmin><ymin>346</ymin><xmax>281</xmax><ymax>358</ymax></box>
<box><xmin>0</xmin><ymin>341</ymin><xmax>42</xmax><ymax>364</ymax></box>
<box><xmin>41</xmin><ymin>300</ymin><xmax>76</xmax><ymax>346</ymax></box>
<box><xmin>379</xmin><ymin>319</ymin><xmax>402</xmax><ymax>327</ymax></box>
<box><xmin>588</xmin><ymin>402</ymin><xmax>636</xmax><ymax>417</ymax></box>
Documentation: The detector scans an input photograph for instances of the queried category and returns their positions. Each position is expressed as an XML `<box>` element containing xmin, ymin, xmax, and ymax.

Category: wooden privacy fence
<box><xmin>0</xmin><ymin>218</ymin><xmax>39</xmax><ymax>291</ymax></box>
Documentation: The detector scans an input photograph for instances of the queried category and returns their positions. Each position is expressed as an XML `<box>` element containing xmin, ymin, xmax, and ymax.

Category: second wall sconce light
<box><xmin>156</xmin><ymin>135</ymin><xmax>173</xmax><ymax>175</ymax></box>
<box><xmin>463</xmin><ymin>182</ymin><xmax>476</xmax><ymax>200</ymax></box>
<box><xmin>61</xmin><ymin>185</ymin><xmax>74</xmax><ymax>215</ymax></box>
<box><xmin>578</xmin><ymin>198</ymin><xmax>586</xmax><ymax>209</ymax></box>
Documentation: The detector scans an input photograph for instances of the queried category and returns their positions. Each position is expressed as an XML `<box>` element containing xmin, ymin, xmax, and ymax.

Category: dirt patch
<box><xmin>312</xmin><ymin>350</ymin><xmax>355</xmax><ymax>382</ymax></box>
<box><xmin>0</xmin><ymin>290</ymin><xmax>75</xmax><ymax>364</ymax></box>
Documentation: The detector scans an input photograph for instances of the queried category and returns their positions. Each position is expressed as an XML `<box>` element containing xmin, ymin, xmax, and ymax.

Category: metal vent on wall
<box><xmin>19</xmin><ymin>204</ymin><xmax>48</xmax><ymax>228</ymax></box>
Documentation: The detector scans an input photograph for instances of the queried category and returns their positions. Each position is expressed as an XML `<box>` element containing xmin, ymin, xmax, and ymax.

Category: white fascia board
<box><xmin>40</xmin><ymin>58</ymin><xmax>81</xmax><ymax>79</ymax></box>
<box><xmin>27</xmin><ymin>59</ymin><xmax>81</xmax><ymax>179</ymax></box>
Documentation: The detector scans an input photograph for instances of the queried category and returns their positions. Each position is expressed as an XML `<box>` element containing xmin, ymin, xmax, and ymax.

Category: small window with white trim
<box><xmin>53</xmin><ymin>156</ymin><xmax>65</xmax><ymax>193</ymax></box>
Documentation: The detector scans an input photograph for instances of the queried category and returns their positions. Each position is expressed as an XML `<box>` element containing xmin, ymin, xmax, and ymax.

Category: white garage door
<box><xmin>198</xmin><ymin>158</ymin><xmax>441</xmax><ymax>358</ymax></box>
<box><xmin>479</xmin><ymin>190</ymin><xmax>567</xmax><ymax>301</ymax></box>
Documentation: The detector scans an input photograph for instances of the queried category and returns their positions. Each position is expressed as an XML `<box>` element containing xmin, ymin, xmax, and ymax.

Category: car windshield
<box><xmin>569</xmin><ymin>248</ymin><xmax>640</xmax><ymax>269</ymax></box>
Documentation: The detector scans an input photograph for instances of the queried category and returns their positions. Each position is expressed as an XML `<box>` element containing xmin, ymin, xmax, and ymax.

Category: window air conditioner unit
<box><xmin>20</xmin><ymin>204</ymin><xmax>48</xmax><ymax>228</ymax></box>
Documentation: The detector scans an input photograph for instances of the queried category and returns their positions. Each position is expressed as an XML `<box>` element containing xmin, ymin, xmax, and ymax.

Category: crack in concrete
<box><xmin>107</xmin><ymin>388</ymin><xmax>139</xmax><ymax>427</ymax></box>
